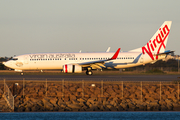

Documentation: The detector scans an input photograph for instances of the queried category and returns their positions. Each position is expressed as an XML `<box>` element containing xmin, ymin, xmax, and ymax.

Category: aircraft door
<box><xmin>140</xmin><ymin>54</ymin><xmax>144</xmax><ymax>63</ymax></box>
<box><xmin>24</xmin><ymin>56</ymin><xmax>29</xmax><ymax>64</ymax></box>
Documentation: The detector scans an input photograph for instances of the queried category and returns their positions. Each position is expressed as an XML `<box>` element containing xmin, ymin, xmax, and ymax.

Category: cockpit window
<box><xmin>11</xmin><ymin>58</ymin><xmax>18</xmax><ymax>61</ymax></box>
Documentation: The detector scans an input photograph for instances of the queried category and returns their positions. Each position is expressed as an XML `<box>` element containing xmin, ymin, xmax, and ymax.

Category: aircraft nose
<box><xmin>2</xmin><ymin>61</ymin><xmax>11</xmax><ymax>67</ymax></box>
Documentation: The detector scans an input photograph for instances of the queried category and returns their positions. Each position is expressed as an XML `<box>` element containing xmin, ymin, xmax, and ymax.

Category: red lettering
<box><xmin>163</xmin><ymin>25</ymin><xmax>169</xmax><ymax>34</ymax></box>
<box><xmin>159</xmin><ymin>28</ymin><xmax>164</xmax><ymax>38</ymax></box>
<box><xmin>153</xmin><ymin>39</ymin><xmax>157</xmax><ymax>47</ymax></box>
<box><xmin>142</xmin><ymin>24</ymin><xmax>170</xmax><ymax>60</ymax></box>
<box><xmin>142</xmin><ymin>42</ymin><xmax>154</xmax><ymax>60</ymax></box>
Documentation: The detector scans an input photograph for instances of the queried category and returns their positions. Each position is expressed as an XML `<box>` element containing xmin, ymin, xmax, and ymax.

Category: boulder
<box><xmin>42</xmin><ymin>98</ymin><xmax>54</xmax><ymax>111</ymax></box>
<box><xmin>77</xmin><ymin>98</ymin><xmax>86</xmax><ymax>103</ymax></box>
<box><xmin>17</xmin><ymin>106</ymin><xmax>25</xmax><ymax>112</ymax></box>
<box><xmin>87</xmin><ymin>105</ymin><xmax>99</xmax><ymax>111</ymax></box>
<box><xmin>31</xmin><ymin>105</ymin><xmax>41</xmax><ymax>112</ymax></box>
<box><xmin>120</xmin><ymin>102</ymin><xmax>128</xmax><ymax>110</ymax></box>
<box><xmin>25</xmin><ymin>107</ymin><xmax>31</xmax><ymax>112</ymax></box>
<box><xmin>67</xmin><ymin>104</ymin><xmax>81</xmax><ymax>109</ymax></box>
<box><xmin>161</xmin><ymin>105</ymin><xmax>168</xmax><ymax>111</ymax></box>
<box><xmin>69</xmin><ymin>86</ymin><xmax>76</xmax><ymax>92</ymax></box>
<box><xmin>70</xmin><ymin>94</ymin><xmax>77</xmax><ymax>100</ymax></box>
<box><xmin>100</xmin><ymin>105</ymin><xmax>109</xmax><ymax>111</ymax></box>
<box><xmin>50</xmin><ymin>98</ymin><xmax>58</xmax><ymax>107</ymax></box>
<box><xmin>87</xmin><ymin>98</ymin><xmax>97</xmax><ymax>104</ymax></box>
<box><xmin>173</xmin><ymin>103</ymin><xmax>180</xmax><ymax>111</ymax></box>
<box><xmin>77</xmin><ymin>88</ymin><xmax>82</xmax><ymax>92</ymax></box>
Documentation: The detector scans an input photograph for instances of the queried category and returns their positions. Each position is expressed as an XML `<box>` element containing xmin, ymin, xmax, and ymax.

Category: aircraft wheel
<box><xmin>86</xmin><ymin>70</ymin><xmax>93</xmax><ymax>75</ymax></box>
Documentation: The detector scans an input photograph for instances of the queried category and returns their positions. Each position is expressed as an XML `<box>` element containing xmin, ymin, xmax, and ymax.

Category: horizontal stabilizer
<box><xmin>156</xmin><ymin>50</ymin><xmax>174</xmax><ymax>55</ymax></box>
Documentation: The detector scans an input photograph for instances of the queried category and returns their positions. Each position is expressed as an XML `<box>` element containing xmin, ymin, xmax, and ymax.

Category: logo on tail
<box><xmin>142</xmin><ymin>21</ymin><xmax>171</xmax><ymax>60</ymax></box>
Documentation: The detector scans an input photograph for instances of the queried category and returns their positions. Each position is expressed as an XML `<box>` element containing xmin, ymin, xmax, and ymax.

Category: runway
<box><xmin>0</xmin><ymin>74</ymin><xmax>180</xmax><ymax>81</ymax></box>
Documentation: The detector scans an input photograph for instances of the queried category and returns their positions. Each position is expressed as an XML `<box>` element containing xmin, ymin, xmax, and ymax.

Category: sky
<box><xmin>0</xmin><ymin>0</ymin><xmax>180</xmax><ymax>57</ymax></box>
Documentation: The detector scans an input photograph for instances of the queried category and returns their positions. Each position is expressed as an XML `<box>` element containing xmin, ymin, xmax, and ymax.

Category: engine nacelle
<box><xmin>63</xmin><ymin>64</ymin><xmax>82</xmax><ymax>73</ymax></box>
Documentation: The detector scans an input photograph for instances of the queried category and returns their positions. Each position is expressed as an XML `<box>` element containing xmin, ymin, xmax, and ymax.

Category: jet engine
<box><xmin>63</xmin><ymin>64</ymin><xmax>82</xmax><ymax>73</ymax></box>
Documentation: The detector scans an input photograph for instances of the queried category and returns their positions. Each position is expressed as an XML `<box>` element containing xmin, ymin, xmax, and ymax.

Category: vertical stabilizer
<box><xmin>130</xmin><ymin>21</ymin><xmax>172</xmax><ymax>60</ymax></box>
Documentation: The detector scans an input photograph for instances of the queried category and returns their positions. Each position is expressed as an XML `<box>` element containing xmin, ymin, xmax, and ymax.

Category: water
<box><xmin>0</xmin><ymin>112</ymin><xmax>180</xmax><ymax>120</ymax></box>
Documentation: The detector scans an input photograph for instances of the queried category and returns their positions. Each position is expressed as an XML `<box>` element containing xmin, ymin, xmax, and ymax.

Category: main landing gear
<box><xmin>86</xmin><ymin>67</ymin><xmax>93</xmax><ymax>75</ymax></box>
<box><xmin>86</xmin><ymin>70</ymin><xmax>93</xmax><ymax>75</ymax></box>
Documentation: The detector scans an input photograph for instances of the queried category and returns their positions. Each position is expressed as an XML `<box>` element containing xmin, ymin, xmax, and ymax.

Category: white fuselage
<box><xmin>4</xmin><ymin>51</ymin><xmax>166</xmax><ymax>71</ymax></box>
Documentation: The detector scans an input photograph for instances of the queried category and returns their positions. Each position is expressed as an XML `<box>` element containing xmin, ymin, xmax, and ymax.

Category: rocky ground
<box><xmin>1</xmin><ymin>81</ymin><xmax>180</xmax><ymax>112</ymax></box>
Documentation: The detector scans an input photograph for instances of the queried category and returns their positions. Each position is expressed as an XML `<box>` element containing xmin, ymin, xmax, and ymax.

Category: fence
<box><xmin>1</xmin><ymin>79</ymin><xmax>180</xmax><ymax>103</ymax></box>
<box><xmin>2</xmin><ymin>80</ymin><xmax>14</xmax><ymax>111</ymax></box>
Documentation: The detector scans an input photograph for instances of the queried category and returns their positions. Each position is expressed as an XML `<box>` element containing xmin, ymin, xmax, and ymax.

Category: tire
<box><xmin>86</xmin><ymin>70</ymin><xmax>93</xmax><ymax>75</ymax></box>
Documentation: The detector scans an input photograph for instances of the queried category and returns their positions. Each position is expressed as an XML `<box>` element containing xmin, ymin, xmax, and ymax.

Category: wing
<box><xmin>78</xmin><ymin>48</ymin><xmax>120</xmax><ymax>69</ymax></box>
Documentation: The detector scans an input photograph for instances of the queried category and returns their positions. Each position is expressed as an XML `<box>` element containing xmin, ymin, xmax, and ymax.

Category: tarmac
<box><xmin>0</xmin><ymin>74</ymin><xmax>180</xmax><ymax>81</ymax></box>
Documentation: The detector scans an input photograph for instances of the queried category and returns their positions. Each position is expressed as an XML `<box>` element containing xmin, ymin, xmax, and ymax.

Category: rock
<box><xmin>25</xmin><ymin>107</ymin><xmax>31</xmax><ymax>112</ymax></box>
<box><xmin>136</xmin><ymin>104</ymin><xmax>146</xmax><ymax>111</ymax></box>
<box><xmin>57</xmin><ymin>98</ymin><xmax>64</xmax><ymax>106</ymax></box>
<box><xmin>26</xmin><ymin>101</ymin><xmax>33</xmax><ymax>108</ymax></box>
<box><xmin>116</xmin><ymin>105</ymin><xmax>124</xmax><ymax>111</ymax></box>
<box><xmin>66</xmin><ymin>102</ymin><xmax>81</xmax><ymax>109</ymax></box>
<box><xmin>50</xmin><ymin>98</ymin><xmax>58</xmax><ymax>107</ymax></box>
<box><xmin>60</xmin><ymin>103</ymin><xmax>67</xmax><ymax>108</ymax></box>
<box><xmin>106</xmin><ymin>104</ymin><xmax>113</xmax><ymax>109</ymax></box>
<box><xmin>173</xmin><ymin>103</ymin><xmax>180</xmax><ymax>111</ymax></box>
<box><xmin>110</xmin><ymin>106</ymin><xmax>117</xmax><ymax>111</ymax></box>
<box><xmin>110</xmin><ymin>92</ymin><xmax>117</xmax><ymax>98</ymax></box>
<box><xmin>17</xmin><ymin>106</ymin><xmax>25</xmax><ymax>112</ymax></box>
<box><xmin>100</xmin><ymin>105</ymin><xmax>109</xmax><ymax>111</ymax></box>
<box><xmin>94</xmin><ymin>89</ymin><xmax>100</xmax><ymax>95</ymax></box>
<box><xmin>161</xmin><ymin>105</ymin><xmax>168</xmax><ymax>111</ymax></box>
<box><xmin>71</xmin><ymin>100</ymin><xmax>80</xmax><ymax>105</ymax></box>
<box><xmin>77</xmin><ymin>98</ymin><xmax>86</xmax><ymax>103</ymax></box>
<box><xmin>63</xmin><ymin>97</ymin><xmax>70</xmax><ymax>101</ymax></box>
<box><xmin>87</xmin><ymin>105</ymin><xmax>99</xmax><ymax>111</ymax></box>
<box><xmin>77</xmin><ymin>88</ymin><xmax>82</xmax><ymax>92</ymax></box>
<box><xmin>106</xmin><ymin>104</ymin><xmax>117</xmax><ymax>111</ymax></box>
<box><xmin>38</xmin><ymin>91</ymin><xmax>44</xmax><ymax>96</ymax></box>
<box><xmin>56</xmin><ymin>91</ymin><xmax>62</xmax><ymax>96</ymax></box>
<box><xmin>120</xmin><ymin>102</ymin><xmax>128</xmax><ymax>110</ymax></box>
<box><xmin>87</xmin><ymin>98</ymin><xmax>97</xmax><ymax>104</ymax></box>
<box><xmin>42</xmin><ymin>98</ymin><xmax>54</xmax><ymax>111</ymax></box>
<box><xmin>110</xmin><ymin>100</ymin><xmax>117</xmax><ymax>107</ymax></box>
<box><xmin>31</xmin><ymin>105</ymin><xmax>41</xmax><ymax>112</ymax></box>
<box><xmin>64</xmin><ymin>107</ymin><xmax>72</xmax><ymax>111</ymax></box>
<box><xmin>69</xmin><ymin>86</ymin><xmax>76</xmax><ymax>92</ymax></box>
<box><xmin>146</xmin><ymin>104</ymin><xmax>152</xmax><ymax>111</ymax></box>
<box><xmin>70</xmin><ymin>94</ymin><xmax>77</xmax><ymax>100</ymax></box>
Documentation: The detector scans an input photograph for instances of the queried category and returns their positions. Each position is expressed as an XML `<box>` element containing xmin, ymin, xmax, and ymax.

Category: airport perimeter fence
<box><xmin>0</xmin><ymin>78</ymin><xmax>180</xmax><ymax>103</ymax></box>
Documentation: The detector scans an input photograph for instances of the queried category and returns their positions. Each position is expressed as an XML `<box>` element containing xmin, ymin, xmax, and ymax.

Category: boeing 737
<box><xmin>3</xmin><ymin>21</ymin><xmax>172</xmax><ymax>75</ymax></box>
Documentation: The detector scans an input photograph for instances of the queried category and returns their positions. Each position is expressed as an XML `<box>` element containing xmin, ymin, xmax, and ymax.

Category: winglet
<box><xmin>106</xmin><ymin>47</ymin><xmax>111</xmax><ymax>52</ymax></box>
<box><xmin>110</xmin><ymin>48</ymin><xmax>120</xmax><ymax>60</ymax></box>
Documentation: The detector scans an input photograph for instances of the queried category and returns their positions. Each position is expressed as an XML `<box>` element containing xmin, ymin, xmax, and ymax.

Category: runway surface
<box><xmin>0</xmin><ymin>74</ymin><xmax>180</xmax><ymax>81</ymax></box>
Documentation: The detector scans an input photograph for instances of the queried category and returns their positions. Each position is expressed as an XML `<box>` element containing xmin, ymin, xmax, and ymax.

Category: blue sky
<box><xmin>0</xmin><ymin>0</ymin><xmax>180</xmax><ymax>57</ymax></box>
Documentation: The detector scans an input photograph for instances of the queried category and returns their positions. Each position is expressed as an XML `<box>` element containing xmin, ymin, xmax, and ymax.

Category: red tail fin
<box><xmin>110</xmin><ymin>48</ymin><xmax>120</xmax><ymax>60</ymax></box>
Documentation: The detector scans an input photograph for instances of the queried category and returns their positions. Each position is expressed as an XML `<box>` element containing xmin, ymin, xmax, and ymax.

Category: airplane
<box><xmin>3</xmin><ymin>21</ymin><xmax>172</xmax><ymax>75</ymax></box>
